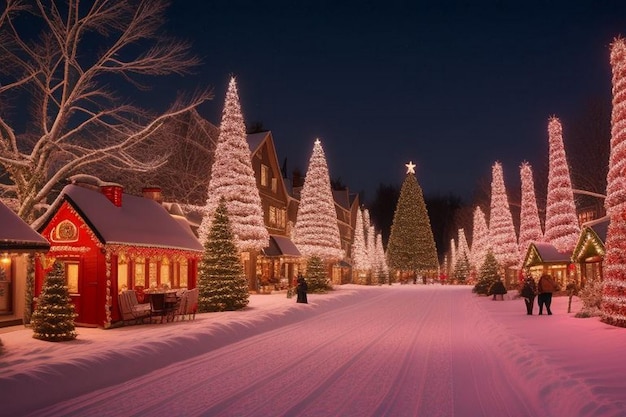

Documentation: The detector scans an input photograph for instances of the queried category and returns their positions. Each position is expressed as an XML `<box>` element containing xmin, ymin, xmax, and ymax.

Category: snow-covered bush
<box><xmin>575</xmin><ymin>279</ymin><xmax>603</xmax><ymax>318</ymax></box>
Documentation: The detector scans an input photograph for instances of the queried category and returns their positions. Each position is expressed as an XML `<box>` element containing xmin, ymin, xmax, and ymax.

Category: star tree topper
<box><xmin>405</xmin><ymin>161</ymin><xmax>416</xmax><ymax>174</ymax></box>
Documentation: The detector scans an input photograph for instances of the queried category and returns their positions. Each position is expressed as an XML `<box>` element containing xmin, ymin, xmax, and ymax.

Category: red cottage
<box><xmin>34</xmin><ymin>179</ymin><xmax>203</xmax><ymax>328</ymax></box>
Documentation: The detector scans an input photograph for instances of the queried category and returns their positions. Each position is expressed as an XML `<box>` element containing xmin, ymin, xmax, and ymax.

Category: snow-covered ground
<box><xmin>1</xmin><ymin>284</ymin><xmax>625</xmax><ymax>417</ymax></box>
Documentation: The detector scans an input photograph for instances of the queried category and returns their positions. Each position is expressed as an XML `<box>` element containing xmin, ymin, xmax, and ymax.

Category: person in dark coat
<box><xmin>489</xmin><ymin>279</ymin><xmax>507</xmax><ymax>300</ymax></box>
<box><xmin>296</xmin><ymin>275</ymin><xmax>308</xmax><ymax>304</ymax></box>
<box><xmin>537</xmin><ymin>274</ymin><xmax>557</xmax><ymax>315</ymax></box>
<box><xmin>520</xmin><ymin>276</ymin><xmax>537</xmax><ymax>315</ymax></box>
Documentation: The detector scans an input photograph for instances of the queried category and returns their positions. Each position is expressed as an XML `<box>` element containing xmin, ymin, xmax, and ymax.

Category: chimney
<box><xmin>142</xmin><ymin>186</ymin><xmax>163</xmax><ymax>203</ymax></box>
<box><xmin>100</xmin><ymin>183</ymin><xmax>124</xmax><ymax>207</ymax></box>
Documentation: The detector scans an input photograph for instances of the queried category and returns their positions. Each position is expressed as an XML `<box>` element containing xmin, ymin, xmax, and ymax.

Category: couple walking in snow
<box><xmin>520</xmin><ymin>274</ymin><xmax>558</xmax><ymax>315</ymax></box>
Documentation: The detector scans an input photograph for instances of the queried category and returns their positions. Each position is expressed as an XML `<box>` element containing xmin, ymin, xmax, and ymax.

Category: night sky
<box><xmin>155</xmin><ymin>1</ymin><xmax>626</xmax><ymax>203</ymax></box>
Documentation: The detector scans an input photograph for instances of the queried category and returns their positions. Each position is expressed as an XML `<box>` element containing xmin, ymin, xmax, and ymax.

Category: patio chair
<box><xmin>148</xmin><ymin>293</ymin><xmax>168</xmax><ymax>323</ymax></box>
<box><xmin>118</xmin><ymin>290</ymin><xmax>151</xmax><ymax>325</ymax></box>
<box><xmin>180</xmin><ymin>288</ymin><xmax>198</xmax><ymax>320</ymax></box>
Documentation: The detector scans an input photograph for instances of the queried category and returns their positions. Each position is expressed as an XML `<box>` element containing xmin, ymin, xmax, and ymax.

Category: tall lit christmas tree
<box><xmin>602</xmin><ymin>37</ymin><xmax>626</xmax><ymax>327</ymax></box>
<box><xmin>198</xmin><ymin>77</ymin><xmax>269</xmax><ymax>252</ymax></box>
<box><xmin>470</xmin><ymin>206</ymin><xmax>490</xmax><ymax>273</ymax></box>
<box><xmin>454</xmin><ymin>228</ymin><xmax>471</xmax><ymax>282</ymax></box>
<box><xmin>374</xmin><ymin>233</ymin><xmax>389</xmax><ymax>285</ymax></box>
<box><xmin>387</xmin><ymin>162</ymin><xmax>438</xmax><ymax>275</ymax></box>
<box><xmin>488</xmin><ymin>162</ymin><xmax>519</xmax><ymax>266</ymax></box>
<box><xmin>543</xmin><ymin>117</ymin><xmax>580</xmax><ymax>253</ymax></box>
<box><xmin>367</xmin><ymin>225</ymin><xmax>376</xmax><ymax>284</ymax></box>
<box><xmin>518</xmin><ymin>162</ymin><xmax>544</xmax><ymax>257</ymax></box>
<box><xmin>31</xmin><ymin>261</ymin><xmax>77</xmax><ymax>342</ymax></box>
<box><xmin>198</xmin><ymin>198</ymin><xmax>249</xmax><ymax>312</ymax></box>
<box><xmin>448</xmin><ymin>238</ymin><xmax>457</xmax><ymax>277</ymax></box>
<box><xmin>351</xmin><ymin>208</ymin><xmax>370</xmax><ymax>284</ymax></box>
<box><xmin>457</xmin><ymin>228</ymin><xmax>470</xmax><ymax>265</ymax></box>
<box><xmin>293</xmin><ymin>139</ymin><xmax>343</xmax><ymax>260</ymax></box>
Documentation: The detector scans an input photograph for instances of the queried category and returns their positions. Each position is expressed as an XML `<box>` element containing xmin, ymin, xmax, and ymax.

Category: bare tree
<box><xmin>86</xmin><ymin>108</ymin><xmax>219</xmax><ymax>205</ymax></box>
<box><xmin>0</xmin><ymin>0</ymin><xmax>212</xmax><ymax>220</ymax></box>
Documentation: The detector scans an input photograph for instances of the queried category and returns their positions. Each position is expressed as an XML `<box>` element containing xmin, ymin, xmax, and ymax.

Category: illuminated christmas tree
<box><xmin>198</xmin><ymin>77</ymin><xmax>269</xmax><ymax>252</ymax></box>
<box><xmin>454</xmin><ymin>228</ymin><xmax>471</xmax><ymax>282</ymax></box>
<box><xmin>470</xmin><ymin>206</ymin><xmax>490</xmax><ymax>273</ymax></box>
<box><xmin>387</xmin><ymin>162</ymin><xmax>438</xmax><ymax>274</ymax></box>
<box><xmin>351</xmin><ymin>208</ymin><xmax>370</xmax><ymax>284</ymax></box>
<box><xmin>488</xmin><ymin>162</ymin><xmax>519</xmax><ymax>266</ymax></box>
<box><xmin>306</xmin><ymin>255</ymin><xmax>330</xmax><ymax>293</ymax></box>
<box><xmin>374</xmin><ymin>233</ymin><xmax>388</xmax><ymax>285</ymax></box>
<box><xmin>473</xmin><ymin>249</ymin><xmax>500</xmax><ymax>295</ymax></box>
<box><xmin>602</xmin><ymin>37</ymin><xmax>626</xmax><ymax>327</ymax></box>
<box><xmin>448</xmin><ymin>238</ymin><xmax>457</xmax><ymax>278</ymax></box>
<box><xmin>518</xmin><ymin>162</ymin><xmax>544</xmax><ymax>256</ymax></box>
<box><xmin>198</xmin><ymin>198</ymin><xmax>249</xmax><ymax>312</ymax></box>
<box><xmin>293</xmin><ymin>139</ymin><xmax>343</xmax><ymax>260</ymax></box>
<box><xmin>543</xmin><ymin>117</ymin><xmax>580</xmax><ymax>252</ymax></box>
<box><xmin>31</xmin><ymin>261</ymin><xmax>77</xmax><ymax>342</ymax></box>
<box><xmin>367</xmin><ymin>225</ymin><xmax>376</xmax><ymax>284</ymax></box>
<box><xmin>457</xmin><ymin>228</ymin><xmax>470</xmax><ymax>266</ymax></box>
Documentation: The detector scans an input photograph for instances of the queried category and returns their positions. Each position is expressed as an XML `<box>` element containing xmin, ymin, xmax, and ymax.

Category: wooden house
<box><xmin>247</xmin><ymin>131</ymin><xmax>302</xmax><ymax>290</ymax></box>
<box><xmin>0</xmin><ymin>201</ymin><xmax>50</xmax><ymax>327</ymax></box>
<box><xmin>571</xmin><ymin>218</ymin><xmax>608</xmax><ymax>288</ymax></box>
<box><xmin>332</xmin><ymin>188</ymin><xmax>360</xmax><ymax>284</ymax></box>
<box><xmin>34</xmin><ymin>178</ymin><xmax>203</xmax><ymax>328</ymax></box>
<box><xmin>522</xmin><ymin>242</ymin><xmax>575</xmax><ymax>288</ymax></box>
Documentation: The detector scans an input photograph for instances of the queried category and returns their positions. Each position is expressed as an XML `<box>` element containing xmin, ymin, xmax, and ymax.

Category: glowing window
<box><xmin>161</xmin><ymin>258</ymin><xmax>171</xmax><ymax>288</ymax></box>
<box><xmin>261</xmin><ymin>164</ymin><xmax>269</xmax><ymax>187</ymax></box>
<box><xmin>134</xmin><ymin>257</ymin><xmax>145</xmax><ymax>287</ymax></box>
<box><xmin>65</xmin><ymin>262</ymin><xmax>79</xmax><ymax>294</ymax></box>
<box><xmin>180</xmin><ymin>259</ymin><xmax>188</xmax><ymax>288</ymax></box>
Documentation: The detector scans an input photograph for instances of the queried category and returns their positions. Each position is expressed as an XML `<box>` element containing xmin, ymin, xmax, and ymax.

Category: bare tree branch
<box><xmin>0</xmin><ymin>0</ymin><xmax>213</xmax><ymax>220</ymax></box>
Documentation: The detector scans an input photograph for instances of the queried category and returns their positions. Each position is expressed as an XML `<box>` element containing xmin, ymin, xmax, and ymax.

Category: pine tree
<box><xmin>351</xmin><ymin>208</ymin><xmax>369</xmax><ymax>284</ymax></box>
<box><xmin>448</xmin><ymin>238</ymin><xmax>457</xmax><ymax>278</ymax></box>
<box><xmin>544</xmin><ymin>117</ymin><xmax>580</xmax><ymax>253</ymax></box>
<box><xmin>198</xmin><ymin>198</ymin><xmax>249</xmax><ymax>312</ymax></box>
<box><xmin>470</xmin><ymin>206</ymin><xmax>490</xmax><ymax>274</ymax></box>
<box><xmin>31</xmin><ymin>261</ymin><xmax>77</xmax><ymax>342</ymax></box>
<box><xmin>488</xmin><ymin>162</ymin><xmax>519</xmax><ymax>266</ymax></box>
<box><xmin>602</xmin><ymin>37</ymin><xmax>626</xmax><ymax>327</ymax></box>
<box><xmin>473</xmin><ymin>250</ymin><xmax>500</xmax><ymax>295</ymax></box>
<box><xmin>374</xmin><ymin>233</ymin><xmax>389</xmax><ymax>285</ymax></box>
<box><xmin>198</xmin><ymin>77</ymin><xmax>269</xmax><ymax>252</ymax></box>
<box><xmin>457</xmin><ymin>228</ymin><xmax>470</xmax><ymax>267</ymax></box>
<box><xmin>366</xmin><ymin>225</ymin><xmax>376</xmax><ymax>284</ymax></box>
<box><xmin>387</xmin><ymin>162</ymin><xmax>438</xmax><ymax>275</ymax></box>
<box><xmin>453</xmin><ymin>252</ymin><xmax>470</xmax><ymax>283</ymax></box>
<box><xmin>306</xmin><ymin>255</ymin><xmax>330</xmax><ymax>293</ymax></box>
<box><xmin>519</xmin><ymin>162</ymin><xmax>544</xmax><ymax>257</ymax></box>
<box><xmin>293</xmin><ymin>139</ymin><xmax>343</xmax><ymax>260</ymax></box>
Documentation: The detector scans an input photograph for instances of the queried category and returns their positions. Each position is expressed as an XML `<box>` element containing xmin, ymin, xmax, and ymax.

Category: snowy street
<box><xmin>2</xmin><ymin>285</ymin><xmax>626</xmax><ymax>416</ymax></box>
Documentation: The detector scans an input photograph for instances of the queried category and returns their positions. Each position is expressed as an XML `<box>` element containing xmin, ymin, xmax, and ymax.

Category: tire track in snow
<box><xmin>30</xmin><ymin>289</ymin><xmax>394</xmax><ymax>417</ymax></box>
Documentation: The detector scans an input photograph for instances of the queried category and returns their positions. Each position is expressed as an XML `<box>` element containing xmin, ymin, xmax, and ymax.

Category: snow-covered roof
<box><xmin>247</xmin><ymin>131</ymin><xmax>269</xmax><ymax>154</ymax></box>
<box><xmin>524</xmin><ymin>242</ymin><xmax>572</xmax><ymax>267</ymax></box>
<box><xmin>37</xmin><ymin>184</ymin><xmax>203</xmax><ymax>252</ymax></box>
<box><xmin>0</xmin><ymin>201</ymin><xmax>50</xmax><ymax>252</ymax></box>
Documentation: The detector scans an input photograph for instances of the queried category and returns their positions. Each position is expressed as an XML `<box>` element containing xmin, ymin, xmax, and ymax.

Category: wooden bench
<box><xmin>118</xmin><ymin>290</ymin><xmax>152</xmax><ymax>325</ymax></box>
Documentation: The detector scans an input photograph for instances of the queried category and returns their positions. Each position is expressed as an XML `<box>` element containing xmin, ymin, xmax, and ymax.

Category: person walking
<box><xmin>537</xmin><ymin>274</ymin><xmax>557</xmax><ymax>315</ymax></box>
<box><xmin>520</xmin><ymin>276</ymin><xmax>537</xmax><ymax>315</ymax></box>
<box><xmin>296</xmin><ymin>274</ymin><xmax>308</xmax><ymax>304</ymax></box>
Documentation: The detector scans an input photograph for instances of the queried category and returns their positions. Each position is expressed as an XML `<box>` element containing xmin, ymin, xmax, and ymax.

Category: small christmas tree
<box><xmin>473</xmin><ymin>250</ymin><xmax>500</xmax><ymax>295</ymax></box>
<box><xmin>306</xmin><ymin>256</ymin><xmax>330</xmax><ymax>293</ymax></box>
<box><xmin>198</xmin><ymin>198</ymin><xmax>249</xmax><ymax>312</ymax></box>
<box><xmin>31</xmin><ymin>261</ymin><xmax>77</xmax><ymax>342</ymax></box>
<box><xmin>518</xmin><ymin>162</ymin><xmax>544</xmax><ymax>257</ymax></box>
